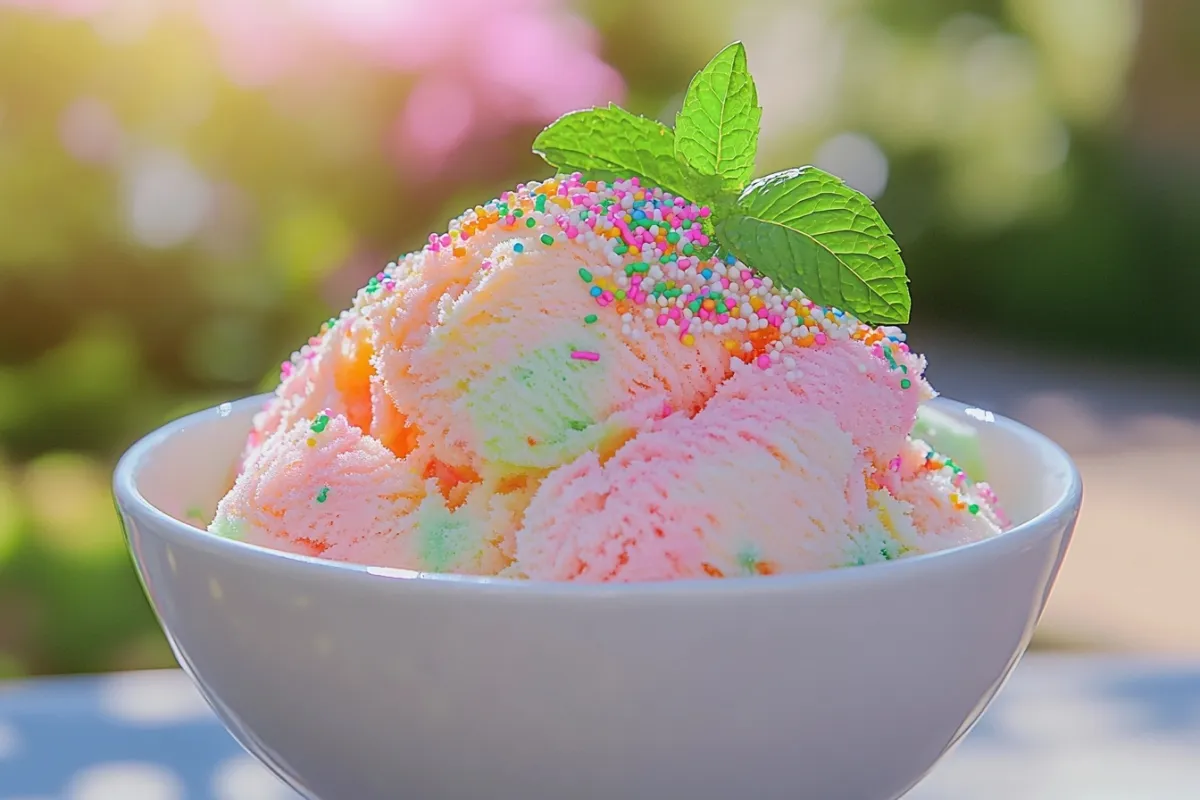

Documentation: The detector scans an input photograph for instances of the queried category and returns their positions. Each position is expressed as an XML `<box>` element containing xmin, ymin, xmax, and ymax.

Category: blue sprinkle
<box><xmin>514</xmin><ymin>243</ymin><xmax>524</xmax><ymax>253</ymax></box>
<box><xmin>701</xmin><ymin>268</ymin><xmax>713</xmax><ymax>279</ymax></box>
<box><xmin>726</xmin><ymin>254</ymin><xmax>736</xmax><ymax>264</ymax></box>
<box><xmin>589</xmin><ymin>286</ymin><xmax>603</xmax><ymax>297</ymax></box>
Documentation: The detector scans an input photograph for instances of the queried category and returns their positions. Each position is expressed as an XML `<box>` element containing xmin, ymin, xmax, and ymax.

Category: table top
<box><xmin>2</xmin><ymin>655</ymin><xmax>1198</xmax><ymax>799</ymax></box>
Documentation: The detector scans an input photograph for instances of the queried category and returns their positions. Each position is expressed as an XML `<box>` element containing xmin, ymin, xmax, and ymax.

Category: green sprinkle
<box><xmin>514</xmin><ymin>243</ymin><xmax>524</xmax><ymax>253</ymax></box>
<box><xmin>513</xmin><ymin>208</ymin><xmax>524</xmax><ymax>217</ymax></box>
<box><xmin>498</xmin><ymin>204</ymin><xmax>509</xmax><ymax>217</ymax></box>
<box><xmin>688</xmin><ymin>300</ymin><xmax>701</xmax><ymax>312</ymax></box>
<box><xmin>310</xmin><ymin>414</ymin><xmax>329</xmax><ymax>433</ymax></box>
<box><xmin>682</xmin><ymin>243</ymin><xmax>695</xmax><ymax>255</ymax></box>
<box><xmin>625</xmin><ymin>264</ymin><xmax>634</xmax><ymax>276</ymax></box>
<box><xmin>325</xmin><ymin>317</ymin><xmax>337</xmax><ymax>329</ymax></box>
<box><xmin>659</xmin><ymin>255</ymin><xmax>670</xmax><ymax>264</ymax></box>
<box><xmin>667</xmin><ymin>231</ymin><xmax>681</xmax><ymax>244</ymax></box>
<box><xmin>654</xmin><ymin>282</ymin><xmax>668</xmax><ymax>293</ymax></box>
<box><xmin>584</xmin><ymin>314</ymin><xmax>598</xmax><ymax>324</ymax></box>
<box><xmin>578</xmin><ymin>268</ymin><xmax>593</xmax><ymax>282</ymax></box>
<box><xmin>365</xmin><ymin>276</ymin><xmax>380</xmax><ymax>294</ymax></box>
<box><xmin>900</xmin><ymin>378</ymin><xmax>912</xmax><ymax>389</ymax></box>
<box><xmin>632</xmin><ymin>262</ymin><xmax>649</xmax><ymax>273</ymax></box>
<box><xmin>883</xmin><ymin>348</ymin><xmax>898</xmax><ymax>369</ymax></box>
<box><xmin>526</xmin><ymin>217</ymin><xmax>536</xmax><ymax>228</ymax></box>
<box><xmin>540</xmin><ymin>234</ymin><xmax>554</xmax><ymax>246</ymax></box>
<box><xmin>615</xmin><ymin>290</ymin><xmax>626</xmax><ymax>300</ymax></box>
<box><xmin>535</xmin><ymin>194</ymin><xmax>547</xmax><ymax>212</ymax></box>
<box><xmin>968</xmin><ymin>503</ymin><xmax>980</xmax><ymax>515</ymax></box>
<box><xmin>682</xmin><ymin>220</ymin><xmax>692</xmax><ymax>229</ymax></box>
<box><xmin>315</xmin><ymin>487</ymin><xmax>329</xmax><ymax>504</ymax></box>
<box><xmin>613</xmin><ymin>244</ymin><xmax>628</xmax><ymax>255</ymax></box>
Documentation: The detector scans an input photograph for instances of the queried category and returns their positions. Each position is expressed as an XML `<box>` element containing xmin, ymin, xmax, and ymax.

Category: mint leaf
<box><xmin>533</xmin><ymin>104</ymin><xmax>695</xmax><ymax>199</ymax></box>
<box><xmin>674</xmin><ymin>42</ymin><xmax>761</xmax><ymax>194</ymax></box>
<box><xmin>716</xmin><ymin>167</ymin><xmax>911</xmax><ymax>324</ymax></box>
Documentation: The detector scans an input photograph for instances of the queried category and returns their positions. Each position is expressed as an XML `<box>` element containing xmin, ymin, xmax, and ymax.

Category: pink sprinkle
<box><xmin>756</xmin><ymin>355</ymin><xmax>770</xmax><ymax>369</ymax></box>
<box><xmin>741</xmin><ymin>270</ymin><xmax>752</xmax><ymax>281</ymax></box>
<box><xmin>504</xmin><ymin>215</ymin><xmax>515</xmax><ymax>225</ymax></box>
<box><xmin>635</xmin><ymin>291</ymin><xmax>648</xmax><ymax>304</ymax></box>
<box><xmin>698</xmin><ymin>235</ymin><xmax>710</xmax><ymax>246</ymax></box>
<box><xmin>557</xmin><ymin>185</ymin><xmax>568</xmax><ymax>196</ymax></box>
<box><xmin>614</xmin><ymin>218</ymin><xmax>640</xmax><ymax>247</ymax></box>
<box><xmin>872</xmin><ymin>345</ymin><xmax>884</xmax><ymax>358</ymax></box>
<box><xmin>662</xmin><ymin>401</ymin><xmax>673</xmax><ymax>416</ymax></box>
<box><xmin>656</xmin><ymin>314</ymin><xmax>668</xmax><ymax>327</ymax></box>
<box><xmin>642</xmin><ymin>231</ymin><xmax>655</xmax><ymax>244</ymax></box>
<box><xmin>768</xmin><ymin>314</ymin><xmax>781</xmax><ymax>327</ymax></box>
<box><xmin>717</xmin><ymin>313</ymin><xmax>730</xmax><ymax>324</ymax></box>
<box><xmin>815</xmin><ymin>333</ymin><xmax>828</xmax><ymax>345</ymax></box>
<box><xmin>679</xmin><ymin>319</ymin><xmax>690</xmax><ymax>333</ymax></box>
<box><xmin>899</xmin><ymin>343</ymin><xmax>910</xmax><ymax>353</ymax></box>
<box><xmin>699</xmin><ymin>206</ymin><xmax>712</xmax><ymax>217</ymax></box>
<box><xmin>889</xmin><ymin>457</ymin><xmax>902</xmax><ymax>472</ymax></box>
<box><xmin>428</xmin><ymin>233</ymin><xmax>439</xmax><ymax>245</ymax></box>
<box><xmin>720</xmin><ymin>277</ymin><xmax>730</xmax><ymax>289</ymax></box>
<box><xmin>383</xmin><ymin>279</ymin><xmax>396</xmax><ymax>291</ymax></box>
<box><xmin>280</xmin><ymin>361</ymin><xmax>293</xmax><ymax>378</ymax></box>
<box><xmin>699</xmin><ymin>309</ymin><xmax>711</xmax><ymax>321</ymax></box>
<box><xmin>480</xmin><ymin>259</ymin><xmax>492</xmax><ymax>271</ymax></box>
<box><xmin>571</xmin><ymin>350</ymin><xmax>600</xmax><ymax>362</ymax></box>
<box><xmin>756</xmin><ymin>307</ymin><xmax>769</xmax><ymax>320</ymax></box>
<box><xmin>724</xmin><ymin>297</ymin><xmax>736</xmax><ymax>309</ymax></box>
<box><xmin>668</xmin><ymin>307</ymin><xmax>681</xmax><ymax>320</ymax></box>
<box><xmin>601</xmin><ymin>291</ymin><xmax>614</xmax><ymax>302</ymax></box>
<box><xmin>439</xmin><ymin>234</ymin><xmax>451</xmax><ymax>247</ymax></box>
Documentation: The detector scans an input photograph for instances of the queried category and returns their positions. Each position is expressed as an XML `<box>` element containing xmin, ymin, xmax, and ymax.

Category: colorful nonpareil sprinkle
<box><xmin>282</xmin><ymin>176</ymin><xmax>920</xmax><ymax>391</ymax></box>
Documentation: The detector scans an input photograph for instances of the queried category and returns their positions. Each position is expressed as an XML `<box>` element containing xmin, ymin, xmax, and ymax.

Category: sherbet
<box><xmin>209</xmin><ymin>170</ymin><xmax>1009</xmax><ymax>581</ymax></box>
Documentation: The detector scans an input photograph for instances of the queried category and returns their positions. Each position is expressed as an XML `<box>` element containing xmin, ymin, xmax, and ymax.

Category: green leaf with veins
<box><xmin>716</xmin><ymin>167</ymin><xmax>911</xmax><ymax>324</ymax></box>
<box><xmin>674</xmin><ymin>42</ymin><xmax>761</xmax><ymax>194</ymax></box>
<box><xmin>532</xmin><ymin>104</ymin><xmax>696</xmax><ymax>200</ymax></box>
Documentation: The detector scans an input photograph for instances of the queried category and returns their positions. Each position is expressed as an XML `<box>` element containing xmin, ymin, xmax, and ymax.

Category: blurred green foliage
<box><xmin>0</xmin><ymin>0</ymin><xmax>1197</xmax><ymax>675</ymax></box>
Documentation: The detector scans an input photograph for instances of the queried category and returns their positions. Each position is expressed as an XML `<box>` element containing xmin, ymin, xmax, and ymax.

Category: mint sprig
<box><xmin>532</xmin><ymin>43</ymin><xmax>911</xmax><ymax>325</ymax></box>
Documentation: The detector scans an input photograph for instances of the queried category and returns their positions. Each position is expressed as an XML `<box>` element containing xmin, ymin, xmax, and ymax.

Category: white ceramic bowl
<box><xmin>114</xmin><ymin>395</ymin><xmax>1080</xmax><ymax>800</ymax></box>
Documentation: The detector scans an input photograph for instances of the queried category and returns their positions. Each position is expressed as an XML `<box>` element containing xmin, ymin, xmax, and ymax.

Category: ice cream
<box><xmin>210</xmin><ymin>170</ymin><xmax>1008</xmax><ymax>581</ymax></box>
<box><xmin>210</xmin><ymin>42</ymin><xmax>1010</xmax><ymax>581</ymax></box>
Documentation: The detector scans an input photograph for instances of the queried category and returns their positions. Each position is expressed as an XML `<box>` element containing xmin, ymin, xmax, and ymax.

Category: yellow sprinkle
<box><xmin>306</xmin><ymin>438</ymin><xmax>317</xmax><ymax>447</ymax></box>
<box><xmin>723</xmin><ymin>339</ymin><xmax>737</xmax><ymax>351</ymax></box>
<box><xmin>682</xmin><ymin>334</ymin><xmax>695</xmax><ymax>346</ymax></box>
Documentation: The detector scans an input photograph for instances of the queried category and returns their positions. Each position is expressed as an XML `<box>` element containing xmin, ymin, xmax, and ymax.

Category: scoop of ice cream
<box><xmin>212</xmin><ymin>174</ymin><xmax>1007</xmax><ymax>580</ymax></box>
<box><xmin>213</xmin><ymin>413</ymin><xmax>514</xmax><ymax>573</ymax></box>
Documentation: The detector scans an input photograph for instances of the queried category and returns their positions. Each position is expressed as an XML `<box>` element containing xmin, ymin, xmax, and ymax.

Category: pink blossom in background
<box><xmin>397</xmin><ymin>76</ymin><xmax>477</xmax><ymax>171</ymax></box>
<box><xmin>195</xmin><ymin>0</ymin><xmax>309</xmax><ymax>88</ymax></box>
<box><xmin>4</xmin><ymin>0</ymin><xmax>625</xmax><ymax>176</ymax></box>
<box><xmin>59</xmin><ymin>97</ymin><xmax>123</xmax><ymax>164</ymax></box>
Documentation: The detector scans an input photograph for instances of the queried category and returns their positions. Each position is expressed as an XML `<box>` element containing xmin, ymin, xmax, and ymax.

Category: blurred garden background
<box><xmin>0</xmin><ymin>0</ymin><xmax>1197</xmax><ymax>677</ymax></box>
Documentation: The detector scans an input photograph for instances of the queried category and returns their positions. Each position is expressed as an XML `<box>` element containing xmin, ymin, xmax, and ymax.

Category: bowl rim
<box><xmin>114</xmin><ymin>394</ymin><xmax>1082</xmax><ymax>597</ymax></box>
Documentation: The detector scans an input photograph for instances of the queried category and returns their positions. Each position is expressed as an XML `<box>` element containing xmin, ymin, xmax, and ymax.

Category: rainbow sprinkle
<box><xmin>570</xmin><ymin>350</ymin><xmax>601</xmax><ymax>362</ymax></box>
<box><xmin>283</xmin><ymin>175</ymin><xmax>919</xmax><ymax>392</ymax></box>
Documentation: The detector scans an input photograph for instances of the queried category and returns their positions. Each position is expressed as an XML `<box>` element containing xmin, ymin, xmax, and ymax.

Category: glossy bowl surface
<box><xmin>114</xmin><ymin>395</ymin><xmax>1080</xmax><ymax>800</ymax></box>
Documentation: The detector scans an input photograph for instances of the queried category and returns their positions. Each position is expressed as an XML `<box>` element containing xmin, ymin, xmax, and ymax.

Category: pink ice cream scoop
<box><xmin>210</xmin><ymin>174</ymin><xmax>1008</xmax><ymax>580</ymax></box>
